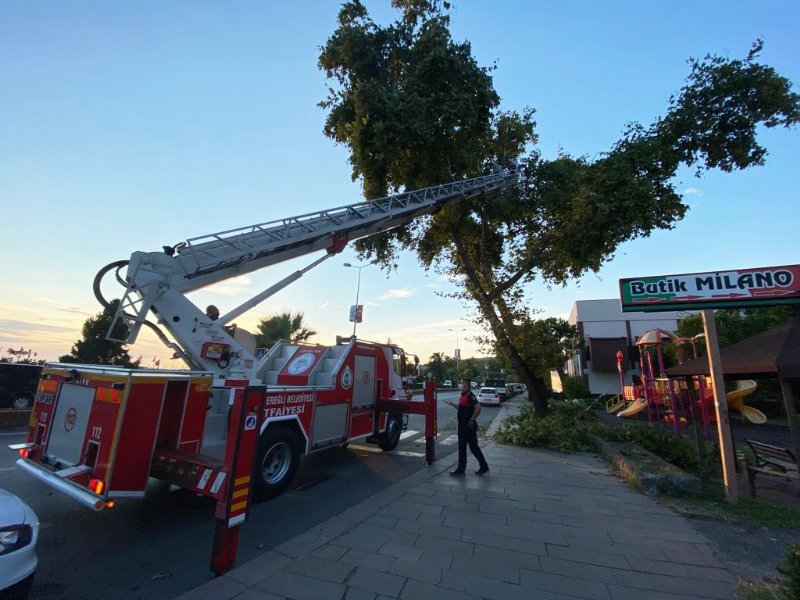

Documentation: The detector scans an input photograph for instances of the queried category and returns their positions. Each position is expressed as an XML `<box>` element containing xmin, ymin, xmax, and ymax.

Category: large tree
<box><xmin>319</xmin><ymin>1</ymin><xmax>800</xmax><ymax>416</ymax></box>
<box><xmin>59</xmin><ymin>299</ymin><xmax>141</xmax><ymax>367</ymax></box>
<box><xmin>255</xmin><ymin>312</ymin><xmax>317</xmax><ymax>349</ymax></box>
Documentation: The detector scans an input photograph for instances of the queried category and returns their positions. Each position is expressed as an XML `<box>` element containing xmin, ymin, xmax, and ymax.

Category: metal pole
<box><xmin>352</xmin><ymin>267</ymin><xmax>361</xmax><ymax>337</ymax></box>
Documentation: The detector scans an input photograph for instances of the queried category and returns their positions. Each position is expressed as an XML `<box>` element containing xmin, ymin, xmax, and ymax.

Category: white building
<box><xmin>563</xmin><ymin>299</ymin><xmax>691</xmax><ymax>395</ymax></box>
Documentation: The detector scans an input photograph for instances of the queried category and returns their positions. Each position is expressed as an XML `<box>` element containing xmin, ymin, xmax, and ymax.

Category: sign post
<box><xmin>701</xmin><ymin>309</ymin><xmax>738</xmax><ymax>503</ymax></box>
<box><xmin>619</xmin><ymin>264</ymin><xmax>800</xmax><ymax>504</ymax></box>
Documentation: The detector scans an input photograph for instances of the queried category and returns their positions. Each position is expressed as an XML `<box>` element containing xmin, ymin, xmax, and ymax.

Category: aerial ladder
<box><xmin>101</xmin><ymin>168</ymin><xmax>519</xmax><ymax>381</ymax></box>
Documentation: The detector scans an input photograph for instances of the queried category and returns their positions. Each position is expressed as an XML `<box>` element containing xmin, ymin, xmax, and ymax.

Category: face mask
<box><xmin>459</xmin><ymin>383</ymin><xmax>467</xmax><ymax>391</ymax></box>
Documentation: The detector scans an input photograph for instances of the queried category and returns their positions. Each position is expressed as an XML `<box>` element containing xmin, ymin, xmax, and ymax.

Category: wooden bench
<box><xmin>744</xmin><ymin>439</ymin><xmax>799</xmax><ymax>497</ymax></box>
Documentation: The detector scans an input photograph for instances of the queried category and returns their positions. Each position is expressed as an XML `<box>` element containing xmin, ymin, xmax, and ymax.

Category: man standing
<box><xmin>445</xmin><ymin>378</ymin><xmax>489</xmax><ymax>476</ymax></box>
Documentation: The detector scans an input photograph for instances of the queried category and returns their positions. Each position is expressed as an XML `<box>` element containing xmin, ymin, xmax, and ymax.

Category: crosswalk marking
<box><xmin>439</xmin><ymin>434</ymin><xmax>458</xmax><ymax>446</ymax></box>
<box><xmin>399</xmin><ymin>429</ymin><xmax>419</xmax><ymax>441</ymax></box>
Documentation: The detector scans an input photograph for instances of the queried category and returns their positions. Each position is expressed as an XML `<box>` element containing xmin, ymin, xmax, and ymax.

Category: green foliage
<box><xmin>3</xmin><ymin>347</ymin><xmax>45</xmax><ymax>364</ymax></box>
<box><xmin>677</xmin><ymin>307</ymin><xmax>793</xmax><ymax>352</ymax></box>
<box><xmin>560</xmin><ymin>375</ymin><xmax>591</xmax><ymax>400</ymax></box>
<box><xmin>495</xmin><ymin>402</ymin><xmax>599</xmax><ymax>453</ymax></box>
<box><xmin>320</xmin><ymin>3</ymin><xmax>800</xmax><ymax>417</ymax></box>
<box><xmin>59</xmin><ymin>299</ymin><xmax>140</xmax><ymax>367</ymax></box>
<box><xmin>599</xmin><ymin>424</ymin><xmax>700</xmax><ymax>472</ymax></box>
<box><xmin>778</xmin><ymin>544</ymin><xmax>800</xmax><ymax>600</ymax></box>
<box><xmin>255</xmin><ymin>312</ymin><xmax>316</xmax><ymax>349</ymax></box>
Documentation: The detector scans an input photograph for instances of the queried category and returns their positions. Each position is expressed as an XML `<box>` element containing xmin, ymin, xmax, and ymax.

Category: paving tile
<box><xmin>227</xmin><ymin>551</ymin><xmax>293</xmax><ymax>586</ymax></box>
<box><xmin>415</xmin><ymin>513</ymin><xmax>445</xmax><ymax>526</ymax></box>
<box><xmin>611</xmin><ymin>568</ymin><xmax>734</xmax><ymax>599</ymax></box>
<box><xmin>284</xmin><ymin>555</ymin><xmax>355</xmax><ymax>583</ymax></box>
<box><xmin>545</xmin><ymin>544</ymin><xmax>631</xmax><ymax>569</ymax></box>
<box><xmin>232</xmin><ymin>590</ymin><xmax>286</xmax><ymax>600</ymax></box>
<box><xmin>462</xmin><ymin>531</ymin><xmax>546</xmax><ymax>556</ymax></box>
<box><xmin>255</xmin><ymin>571</ymin><xmax>346</xmax><ymax>600</ymax></box>
<box><xmin>451</xmin><ymin>555</ymin><xmax>521</xmax><ymax>584</ymax></box>
<box><xmin>335</xmin><ymin>524</ymin><xmax>418</xmax><ymax>553</ymax></box>
<box><xmin>344</xmin><ymin>586</ymin><xmax>378</xmax><ymax>600</ymax></box>
<box><xmin>395</xmin><ymin>519</ymin><xmax>462</xmax><ymax>540</ymax></box>
<box><xmin>606</xmin><ymin>583</ymin><xmax>707</xmax><ymax>600</ymax></box>
<box><xmin>414</xmin><ymin>533</ymin><xmax>475</xmax><ymax>558</ymax></box>
<box><xmin>390</xmin><ymin>499</ymin><xmax>445</xmax><ymax>516</ymax></box>
<box><xmin>340</xmin><ymin>548</ymin><xmax>396</xmax><ymax>571</ymax></box>
<box><xmin>379</xmin><ymin>542</ymin><xmax>423</xmax><ymax>562</ymax></box>
<box><xmin>630</xmin><ymin>557</ymin><xmax>732</xmax><ymax>581</ymax></box>
<box><xmin>472</xmin><ymin>544</ymin><xmax>541</xmax><ymax>571</ymax></box>
<box><xmin>348</xmin><ymin>566</ymin><xmax>406</xmax><ymax>597</ymax></box>
<box><xmin>171</xmin><ymin>576</ymin><xmax>247</xmax><ymax>600</ymax></box>
<box><xmin>401</xmin><ymin>578</ymin><xmax>481</xmax><ymax>600</ymax></box>
<box><xmin>539</xmin><ymin>556</ymin><xmax>617</xmax><ymax>583</ymax></box>
<box><xmin>520</xmin><ymin>567</ymin><xmax>612</xmax><ymax>599</ymax></box>
<box><xmin>363</xmin><ymin>514</ymin><xmax>399</xmax><ymax>529</ymax></box>
<box><xmin>465</xmin><ymin>574</ymin><xmax>560</xmax><ymax>600</ymax></box>
<box><xmin>311</xmin><ymin>544</ymin><xmax>349</xmax><ymax>561</ymax></box>
<box><xmin>389</xmin><ymin>557</ymin><xmax>442</xmax><ymax>584</ymax></box>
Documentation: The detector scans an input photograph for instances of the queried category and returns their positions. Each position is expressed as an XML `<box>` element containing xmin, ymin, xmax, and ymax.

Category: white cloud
<box><xmin>380</xmin><ymin>288</ymin><xmax>416</xmax><ymax>299</ymax></box>
<box><xmin>204</xmin><ymin>276</ymin><xmax>254</xmax><ymax>297</ymax></box>
<box><xmin>683</xmin><ymin>187</ymin><xmax>702</xmax><ymax>196</ymax></box>
<box><xmin>318</xmin><ymin>300</ymin><xmax>331</xmax><ymax>309</ymax></box>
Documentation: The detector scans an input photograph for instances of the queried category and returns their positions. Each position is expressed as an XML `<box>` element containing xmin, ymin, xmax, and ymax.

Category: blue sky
<box><xmin>1</xmin><ymin>1</ymin><xmax>798</xmax><ymax>367</ymax></box>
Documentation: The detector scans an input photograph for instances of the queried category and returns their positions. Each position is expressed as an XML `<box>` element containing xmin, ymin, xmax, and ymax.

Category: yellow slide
<box><xmin>726</xmin><ymin>380</ymin><xmax>766</xmax><ymax>424</ymax></box>
<box><xmin>617</xmin><ymin>398</ymin><xmax>648</xmax><ymax>418</ymax></box>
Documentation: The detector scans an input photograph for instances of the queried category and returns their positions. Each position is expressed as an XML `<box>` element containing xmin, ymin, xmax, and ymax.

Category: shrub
<box><xmin>560</xmin><ymin>376</ymin><xmax>591</xmax><ymax>400</ymax></box>
<box><xmin>778</xmin><ymin>544</ymin><xmax>800</xmax><ymax>600</ymax></box>
<box><xmin>599</xmin><ymin>424</ymin><xmax>700</xmax><ymax>472</ymax></box>
<box><xmin>495</xmin><ymin>402</ymin><xmax>599</xmax><ymax>453</ymax></box>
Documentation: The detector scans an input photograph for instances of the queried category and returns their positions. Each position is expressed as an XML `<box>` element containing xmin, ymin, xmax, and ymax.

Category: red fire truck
<box><xmin>10</xmin><ymin>169</ymin><xmax>518</xmax><ymax>571</ymax></box>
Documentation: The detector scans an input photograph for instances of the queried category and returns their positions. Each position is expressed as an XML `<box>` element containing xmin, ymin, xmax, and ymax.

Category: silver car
<box><xmin>0</xmin><ymin>490</ymin><xmax>39</xmax><ymax>599</ymax></box>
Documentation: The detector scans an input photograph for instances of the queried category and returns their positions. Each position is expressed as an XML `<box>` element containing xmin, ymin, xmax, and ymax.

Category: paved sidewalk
<box><xmin>175</xmin><ymin>398</ymin><xmax>736</xmax><ymax>600</ymax></box>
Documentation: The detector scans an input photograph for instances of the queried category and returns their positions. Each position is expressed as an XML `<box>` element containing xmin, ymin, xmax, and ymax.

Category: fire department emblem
<box><xmin>287</xmin><ymin>352</ymin><xmax>316</xmax><ymax>375</ymax></box>
<box><xmin>65</xmin><ymin>407</ymin><xmax>77</xmax><ymax>432</ymax></box>
<box><xmin>340</xmin><ymin>366</ymin><xmax>353</xmax><ymax>390</ymax></box>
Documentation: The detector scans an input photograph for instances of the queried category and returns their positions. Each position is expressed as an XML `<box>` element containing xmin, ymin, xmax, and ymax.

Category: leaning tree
<box><xmin>319</xmin><ymin>1</ymin><xmax>800</xmax><ymax>416</ymax></box>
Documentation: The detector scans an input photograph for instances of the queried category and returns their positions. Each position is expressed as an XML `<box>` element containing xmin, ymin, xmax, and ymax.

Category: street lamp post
<box><xmin>449</xmin><ymin>327</ymin><xmax>466</xmax><ymax>380</ymax></box>
<box><xmin>344</xmin><ymin>262</ymin><xmax>374</xmax><ymax>337</ymax></box>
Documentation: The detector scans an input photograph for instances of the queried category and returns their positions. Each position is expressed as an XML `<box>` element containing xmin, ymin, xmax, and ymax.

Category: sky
<box><xmin>1</xmin><ymin>1</ymin><xmax>798</xmax><ymax>368</ymax></box>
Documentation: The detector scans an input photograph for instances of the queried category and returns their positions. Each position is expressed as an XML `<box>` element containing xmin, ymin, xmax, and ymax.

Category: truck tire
<box><xmin>378</xmin><ymin>414</ymin><xmax>403</xmax><ymax>451</ymax></box>
<box><xmin>252</xmin><ymin>427</ymin><xmax>301</xmax><ymax>501</ymax></box>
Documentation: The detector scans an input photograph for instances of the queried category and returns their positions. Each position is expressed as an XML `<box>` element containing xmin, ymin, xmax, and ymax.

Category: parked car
<box><xmin>477</xmin><ymin>387</ymin><xmax>501</xmax><ymax>406</ymax></box>
<box><xmin>0</xmin><ymin>489</ymin><xmax>39</xmax><ymax>599</ymax></box>
<box><xmin>442</xmin><ymin>380</ymin><xmax>453</xmax><ymax>388</ymax></box>
<box><xmin>0</xmin><ymin>364</ymin><xmax>42</xmax><ymax>410</ymax></box>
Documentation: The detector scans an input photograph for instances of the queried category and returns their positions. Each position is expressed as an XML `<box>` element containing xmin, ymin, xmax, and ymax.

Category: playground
<box><xmin>598</xmin><ymin>316</ymin><xmax>800</xmax><ymax>505</ymax></box>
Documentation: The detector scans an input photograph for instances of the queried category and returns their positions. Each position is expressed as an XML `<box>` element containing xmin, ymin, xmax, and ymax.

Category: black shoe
<box><xmin>450</xmin><ymin>470</ymin><xmax>465</xmax><ymax>476</ymax></box>
<box><xmin>475</xmin><ymin>467</ymin><xmax>489</xmax><ymax>475</ymax></box>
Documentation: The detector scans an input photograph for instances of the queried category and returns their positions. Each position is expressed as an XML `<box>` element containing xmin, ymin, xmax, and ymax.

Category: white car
<box><xmin>0</xmin><ymin>490</ymin><xmax>39</xmax><ymax>600</ymax></box>
<box><xmin>477</xmin><ymin>387</ymin><xmax>501</xmax><ymax>406</ymax></box>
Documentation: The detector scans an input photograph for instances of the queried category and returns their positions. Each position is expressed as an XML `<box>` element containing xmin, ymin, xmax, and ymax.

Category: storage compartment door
<box><xmin>47</xmin><ymin>384</ymin><xmax>95</xmax><ymax>466</ymax></box>
<box><xmin>352</xmin><ymin>355</ymin><xmax>376</xmax><ymax>409</ymax></box>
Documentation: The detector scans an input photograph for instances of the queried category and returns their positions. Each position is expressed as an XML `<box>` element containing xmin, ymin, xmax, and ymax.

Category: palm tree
<box><xmin>255</xmin><ymin>312</ymin><xmax>317</xmax><ymax>350</ymax></box>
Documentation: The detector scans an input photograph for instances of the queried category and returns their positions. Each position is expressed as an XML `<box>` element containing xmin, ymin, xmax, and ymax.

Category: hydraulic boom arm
<box><xmin>102</xmin><ymin>169</ymin><xmax>519</xmax><ymax>379</ymax></box>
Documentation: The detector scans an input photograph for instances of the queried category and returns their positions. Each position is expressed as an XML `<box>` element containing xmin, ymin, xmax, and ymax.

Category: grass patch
<box><xmin>735</xmin><ymin>579</ymin><xmax>781</xmax><ymax>600</ymax></box>
<box><xmin>494</xmin><ymin>401</ymin><xmax>598</xmax><ymax>453</ymax></box>
<box><xmin>658</xmin><ymin>482</ymin><xmax>800</xmax><ymax>529</ymax></box>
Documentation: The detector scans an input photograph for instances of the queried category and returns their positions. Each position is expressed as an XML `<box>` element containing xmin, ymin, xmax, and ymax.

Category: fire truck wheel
<box><xmin>253</xmin><ymin>427</ymin><xmax>301</xmax><ymax>500</ymax></box>
<box><xmin>378</xmin><ymin>414</ymin><xmax>403</xmax><ymax>451</ymax></box>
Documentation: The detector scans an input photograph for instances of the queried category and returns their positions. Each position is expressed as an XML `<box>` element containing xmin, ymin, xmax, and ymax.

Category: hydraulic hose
<box><xmin>93</xmin><ymin>260</ymin><xmax>199</xmax><ymax>368</ymax></box>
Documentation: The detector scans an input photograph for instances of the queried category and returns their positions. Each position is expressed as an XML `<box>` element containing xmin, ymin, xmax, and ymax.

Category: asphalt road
<box><xmin>1</xmin><ymin>391</ymin><xmax>502</xmax><ymax>600</ymax></box>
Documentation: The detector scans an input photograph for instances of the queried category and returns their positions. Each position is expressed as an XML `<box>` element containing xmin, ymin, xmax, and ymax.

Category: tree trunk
<box><xmin>452</xmin><ymin>224</ymin><xmax>549</xmax><ymax>417</ymax></box>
